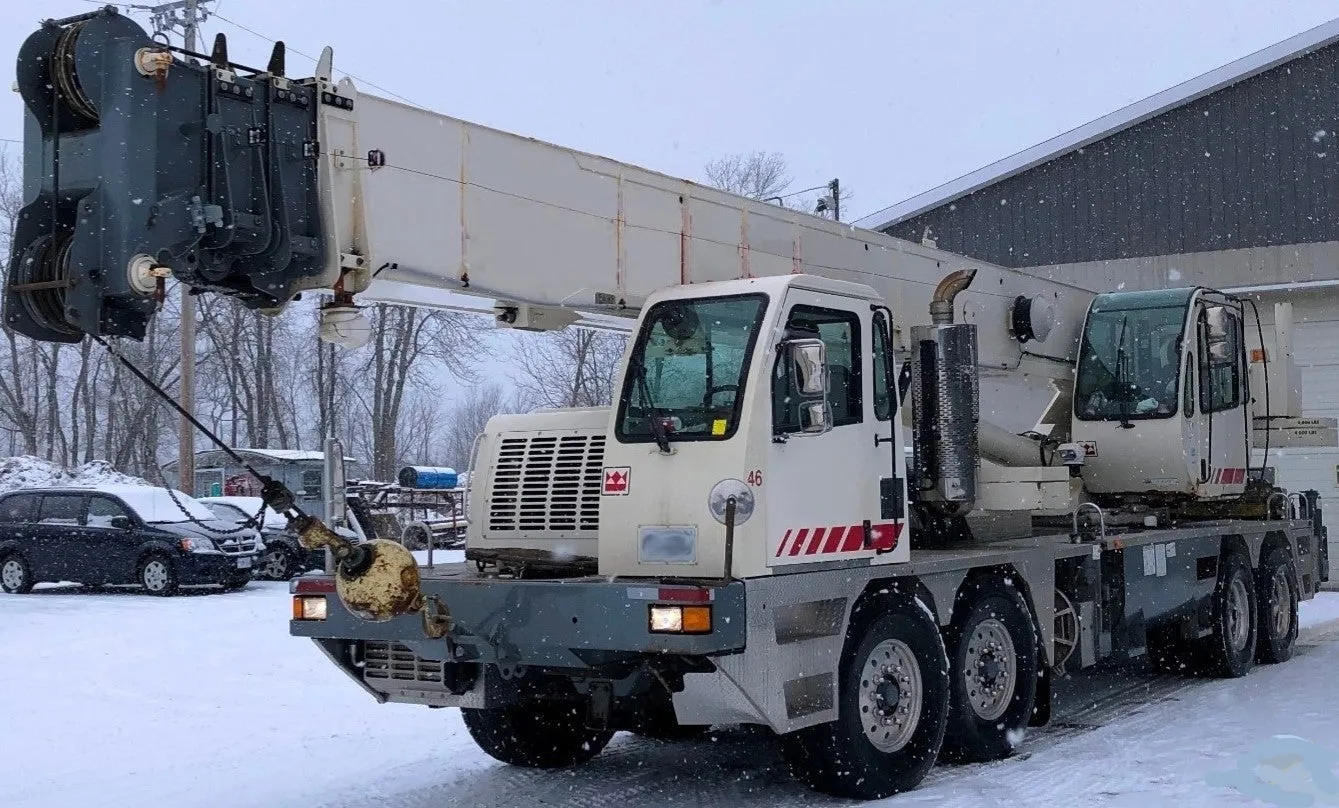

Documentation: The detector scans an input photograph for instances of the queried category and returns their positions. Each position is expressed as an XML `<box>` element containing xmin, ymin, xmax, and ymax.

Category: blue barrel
<box><xmin>398</xmin><ymin>466</ymin><xmax>459</xmax><ymax>489</ymax></box>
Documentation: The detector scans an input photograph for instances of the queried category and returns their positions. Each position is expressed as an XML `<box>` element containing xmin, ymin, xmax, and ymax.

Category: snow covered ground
<box><xmin>1</xmin><ymin>572</ymin><xmax>1337</xmax><ymax>808</ymax></box>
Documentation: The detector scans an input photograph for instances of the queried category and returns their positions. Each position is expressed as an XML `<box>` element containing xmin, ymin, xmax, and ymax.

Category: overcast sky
<box><xmin>5</xmin><ymin>0</ymin><xmax>1338</xmax><ymax>220</ymax></box>
<box><xmin>3</xmin><ymin>1</ymin><xmax>1338</xmax><ymax>417</ymax></box>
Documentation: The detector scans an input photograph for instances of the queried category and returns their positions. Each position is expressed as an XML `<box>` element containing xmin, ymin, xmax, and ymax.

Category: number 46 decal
<box><xmin>747</xmin><ymin>469</ymin><xmax>763</xmax><ymax>486</ymax></box>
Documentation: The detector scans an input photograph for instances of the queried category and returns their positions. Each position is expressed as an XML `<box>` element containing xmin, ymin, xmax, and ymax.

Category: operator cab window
<box><xmin>773</xmin><ymin>305</ymin><xmax>863</xmax><ymax>432</ymax></box>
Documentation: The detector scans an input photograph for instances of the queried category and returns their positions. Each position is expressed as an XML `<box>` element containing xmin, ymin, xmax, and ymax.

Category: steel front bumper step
<box><xmin>289</xmin><ymin>573</ymin><xmax>747</xmax><ymax>668</ymax></box>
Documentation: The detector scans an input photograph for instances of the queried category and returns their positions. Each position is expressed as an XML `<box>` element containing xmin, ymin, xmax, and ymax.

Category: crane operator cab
<box><xmin>1072</xmin><ymin>287</ymin><xmax>1252</xmax><ymax>503</ymax></box>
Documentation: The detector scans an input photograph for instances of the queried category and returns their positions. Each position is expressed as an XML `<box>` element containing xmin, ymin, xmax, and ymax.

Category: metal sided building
<box><xmin>856</xmin><ymin>17</ymin><xmax>1339</xmax><ymax>558</ymax></box>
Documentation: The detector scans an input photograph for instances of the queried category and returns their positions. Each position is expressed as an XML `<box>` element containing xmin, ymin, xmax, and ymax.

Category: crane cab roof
<box><xmin>643</xmin><ymin>274</ymin><xmax>880</xmax><ymax>307</ymax></box>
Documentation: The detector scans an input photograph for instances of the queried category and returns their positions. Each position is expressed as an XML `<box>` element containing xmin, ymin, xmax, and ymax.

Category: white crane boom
<box><xmin>320</xmin><ymin>80</ymin><xmax>1091</xmax><ymax>379</ymax></box>
<box><xmin>4</xmin><ymin>8</ymin><xmax>1091</xmax><ymax>404</ymax></box>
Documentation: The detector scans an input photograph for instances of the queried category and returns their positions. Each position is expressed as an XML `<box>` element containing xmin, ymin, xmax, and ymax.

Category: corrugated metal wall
<box><xmin>883</xmin><ymin>44</ymin><xmax>1339</xmax><ymax>268</ymax></box>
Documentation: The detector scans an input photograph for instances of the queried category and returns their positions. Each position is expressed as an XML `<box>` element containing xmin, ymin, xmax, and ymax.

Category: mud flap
<box><xmin>1029</xmin><ymin>662</ymin><xmax>1051</xmax><ymax>727</ymax></box>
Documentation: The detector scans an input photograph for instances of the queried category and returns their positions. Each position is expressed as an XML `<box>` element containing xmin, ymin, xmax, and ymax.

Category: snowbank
<box><xmin>0</xmin><ymin>455</ymin><xmax>149</xmax><ymax>495</ymax></box>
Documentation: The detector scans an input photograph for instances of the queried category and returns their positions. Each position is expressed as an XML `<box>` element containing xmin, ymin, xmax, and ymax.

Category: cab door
<box><xmin>767</xmin><ymin>291</ymin><xmax>902</xmax><ymax>567</ymax></box>
<box><xmin>1194</xmin><ymin>300</ymin><xmax>1250</xmax><ymax>496</ymax></box>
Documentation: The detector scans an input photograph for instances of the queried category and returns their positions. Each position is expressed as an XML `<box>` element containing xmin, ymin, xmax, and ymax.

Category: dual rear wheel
<box><xmin>783</xmin><ymin>580</ymin><xmax>1038</xmax><ymax>799</ymax></box>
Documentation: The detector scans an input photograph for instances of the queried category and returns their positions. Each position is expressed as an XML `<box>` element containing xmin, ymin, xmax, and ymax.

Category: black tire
<box><xmin>138</xmin><ymin>554</ymin><xmax>178</xmax><ymax>597</ymax></box>
<box><xmin>0</xmin><ymin>553</ymin><xmax>35</xmax><ymax>594</ymax></box>
<box><xmin>1196</xmin><ymin>552</ymin><xmax>1257</xmax><ymax>677</ymax></box>
<box><xmin>940</xmin><ymin>580</ymin><xmax>1039</xmax><ymax>763</ymax></box>
<box><xmin>781</xmin><ymin>597</ymin><xmax>950</xmax><ymax>800</ymax></box>
<box><xmin>258</xmin><ymin>546</ymin><xmax>295</xmax><ymax>581</ymax></box>
<box><xmin>1255</xmin><ymin>547</ymin><xmax>1299</xmax><ymax>664</ymax></box>
<box><xmin>462</xmin><ymin>701</ymin><xmax>613</xmax><ymax>768</ymax></box>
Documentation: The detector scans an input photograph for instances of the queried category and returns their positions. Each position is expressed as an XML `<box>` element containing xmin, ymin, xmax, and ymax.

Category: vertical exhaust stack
<box><xmin>910</xmin><ymin>269</ymin><xmax>980</xmax><ymax>517</ymax></box>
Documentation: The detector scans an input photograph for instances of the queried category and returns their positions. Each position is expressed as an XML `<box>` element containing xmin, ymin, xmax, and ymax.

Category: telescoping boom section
<box><xmin>11</xmin><ymin>8</ymin><xmax>1334</xmax><ymax>803</ymax></box>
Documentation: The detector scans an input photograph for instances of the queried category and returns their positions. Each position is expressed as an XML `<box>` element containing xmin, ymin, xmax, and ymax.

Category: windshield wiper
<box><xmin>633</xmin><ymin>361</ymin><xmax>673</xmax><ymax>453</ymax></box>
<box><xmin>1114</xmin><ymin>315</ymin><xmax>1135</xmax><ymax>429</ymax></box>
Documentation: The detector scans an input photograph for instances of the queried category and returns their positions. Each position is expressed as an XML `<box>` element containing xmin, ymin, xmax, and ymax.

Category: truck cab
<box><xmin>467</xmin><ymin>275</ymin><xmax>910</xmax><ymax>581</ymax></box>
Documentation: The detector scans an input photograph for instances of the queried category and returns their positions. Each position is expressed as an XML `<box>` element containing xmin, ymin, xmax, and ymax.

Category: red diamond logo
<box><xmin>603</xmin><ymin>467</ymin><xmax>630</xmax><ymax>495</ymax></box>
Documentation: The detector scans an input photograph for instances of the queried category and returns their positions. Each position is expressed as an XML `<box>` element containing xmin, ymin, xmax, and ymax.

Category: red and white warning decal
<box><xmin>602</xmin><ymin>467</ymin><xmax>631</xmax><ymax>495</ymax></box>
<box><xmin>774</xmin><ymin>522</ymin><xmax>903</xmax><ymax>557</ymax></box>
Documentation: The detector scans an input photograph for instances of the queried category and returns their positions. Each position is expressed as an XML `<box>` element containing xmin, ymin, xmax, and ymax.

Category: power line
<box><xmin>75</xmin><ymin>0</ymin><xmax>420</xmax><ymax>107</ymax></box>
<box><xmin>210</xmin><ymin>12</ymin><xmax>421</xmax><ymax>107</ymax></box>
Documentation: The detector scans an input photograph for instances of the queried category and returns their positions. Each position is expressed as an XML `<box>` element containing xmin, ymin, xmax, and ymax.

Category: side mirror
<box><xmin>1204</xmin><ymin>306</ymin><xmax>1238</xmax><ymax>366</ymax></box>
<box><xmin>786</xmin><ymin>338</ymin><xmax>832</xmax><ymax>437</ymax></box>
<box><xmin>788</xmin><ymin>338</ymin><xmax>828</xmax><ymax>395</ymax></box>
<box><xmin>110</xmin><ymin>515</ymin><xmax>132</xmax><ymax>530</ymax></box>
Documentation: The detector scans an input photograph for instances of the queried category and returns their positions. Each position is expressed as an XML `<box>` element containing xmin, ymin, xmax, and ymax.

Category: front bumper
<box><xmin>289</xmin><ymin>568</ymin><xmax>747</xmax><ymax>668</ymax></box>
<box><xmin>176</xmin><ymin>552</ymin><xmax>257</xmax><ymax>586</ymax></box>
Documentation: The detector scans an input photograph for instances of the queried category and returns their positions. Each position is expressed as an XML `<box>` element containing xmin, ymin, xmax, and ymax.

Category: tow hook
<box><xmin>291</xmin><ymin>515</ymin><xmax>453</xmax><ymax>638</ymax></box>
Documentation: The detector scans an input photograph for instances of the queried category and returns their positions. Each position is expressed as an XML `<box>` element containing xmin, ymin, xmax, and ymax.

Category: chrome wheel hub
<box><xmin>1270</xmin><ymin>569</ymin><xmax>1292</xmax><ymax>638</ymax></box>
<box><xmin>964</xmin><ymin>618</ymin><xmax>1017</xmax><ymax>722</ymax></box>
<box><xmin>1226</xmin><ymin>576</ymin><xmax>1251</xmax><ymax>651</ymax></box>
<box><xmin>859</xmin><ymin>638</ymin><xmax>922</xmax><ymax>753</ymax></box>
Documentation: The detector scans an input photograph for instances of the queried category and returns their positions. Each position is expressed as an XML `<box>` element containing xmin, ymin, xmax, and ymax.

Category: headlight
<box><xmin>708</xmin><ymin>479</ymin><xmax>754</xmax><ymax>525</ymax></box>
<box><xmin>179</xmin><ymin>537</ymin><xmax>217</xmax><ymax>553</ymax></box>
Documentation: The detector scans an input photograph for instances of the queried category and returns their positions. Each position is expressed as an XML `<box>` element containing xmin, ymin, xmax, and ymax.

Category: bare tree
<box><xmin>510</xmin><ymin>328</ymin><xmax>627</xmax><ymax>411</ymax></box>
<box><xmin>703</xmin><ymin>150</ymin><xmax>853</xmax><ymax>219</ymax></box>
<box><xmin>365</xmin><ymin>304</ymin><xmax>483</xmax><ymax>480</ymax></box>
<box><xmin>703</xmin><ymin>151</ymin><xmax>792</xmax><ymax>200</ymax></box>
<box><xmin>442</xmin><ymin>383</ymin><xmax>513</xmax><ymax>471</ymax></box>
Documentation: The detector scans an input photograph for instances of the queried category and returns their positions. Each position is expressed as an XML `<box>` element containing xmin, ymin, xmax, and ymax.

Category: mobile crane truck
<box><xmin>7</xmin><ymin>8</ymin><xmax>1334</xmax><ymax>799</ymax></box>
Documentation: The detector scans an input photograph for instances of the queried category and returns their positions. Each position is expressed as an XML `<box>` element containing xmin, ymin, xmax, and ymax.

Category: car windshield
<box><xmin>616</xmin><ymin>293</ymin><xmax>768</xmax><ymax>443</ymax></box>
<box><xmin>204</xmin><ymin>498</ymin><xmax>286</xmax><ymax>529</ymax></box>
<box><xmin>1076</xmin><ymin>297</ymin><xmax>1189</xmax><ymax>421</ymax></box>
<box><xmin>113</xmin><ymin>488</ymin><xmax>219</xmax><ymax>523</ymax></box>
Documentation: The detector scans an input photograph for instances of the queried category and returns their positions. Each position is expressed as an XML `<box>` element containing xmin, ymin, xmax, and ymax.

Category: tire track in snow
<box><xmin>315</xmin><ymin>619</ymin><xmax>1339</xmax><ymax>808</ymax></box>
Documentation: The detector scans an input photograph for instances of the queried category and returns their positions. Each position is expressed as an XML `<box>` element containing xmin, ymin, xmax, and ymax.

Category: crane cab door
<box><xmin>1186</xmin><ymin>296</ymin><xmax>1250</xmax><ymax>496</ymax></box>
<box><xmin>766</xmin><ymin>292</ymin><xmax>909</xmax><ymax>568</ymax></box>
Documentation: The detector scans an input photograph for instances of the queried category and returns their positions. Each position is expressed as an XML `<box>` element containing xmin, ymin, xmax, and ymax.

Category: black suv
<box><xmin>0</xmin><ymin>485</ymin><xmax>260</xmax><ymax>596</ymax></box>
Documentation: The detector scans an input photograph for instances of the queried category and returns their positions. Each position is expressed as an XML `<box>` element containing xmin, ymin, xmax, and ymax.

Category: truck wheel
<box><xmin>462</xmin><ymin>701</ymin><xmax>613</xmax><ymax>768</ymax></box>
<box><xmin>939</xmin><ymin>581</ymin><xmax>1038</xmax><ymax>763</ymax></box>
<box><xmin>1197</xmin><ymin>552</ymin><xmax>1257</xmax><ymax>677</ymax></box>
<box><xmin>1255</xmin><ymin>547</ymin><xmax>1298</xmax><ymax>664</ymax></box>
<box><xmin>0</xmin><ymin>553</ymin><xmax>35</xmax><ymax>594</ymax></box>
<box><xmin>139</xmin><ymin>554</ymin><xmax>178</xmax><ymax>597</ymax></box>
<box><xmin>781</xmin><ymin>597</ymin><xmax>949</xmax><ymax>800</ymax></box>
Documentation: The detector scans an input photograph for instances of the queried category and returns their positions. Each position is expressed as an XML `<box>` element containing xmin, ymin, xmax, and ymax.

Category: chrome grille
<box><xmin>363</xmin><ymin>641</ymin><xmax>445</xmax><ymax>687</ymax></box>
<box><xmin>487</xmin><ymin>433</ymin><xmax>604</xmax><ymax>536</ymax></box>
<box><xmin>216</xmin><ymin>536</ymin><xmax>258</xmax><ymax>555</ymax></box>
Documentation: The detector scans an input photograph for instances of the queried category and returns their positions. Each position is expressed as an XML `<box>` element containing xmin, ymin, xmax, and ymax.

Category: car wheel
<box><xmin>259</xmin><ymin>547</ymin><xmax>295</xmax><ymax>580</ymax></box>
<box><xmin>0</xmin><ymin>553</ymin><xmax>35</xmax><ymax>594</ymax></box>
<box><xmin>139</xmin><ymin>554</ymin><xmax>178</xmax><ymax>596</ymax></box>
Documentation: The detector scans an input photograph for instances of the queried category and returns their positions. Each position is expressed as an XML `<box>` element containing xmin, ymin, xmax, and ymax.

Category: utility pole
<box><xmin>146</xmin><ymin>0</ymin><xmax>212</xmax><ymax>493</ymax></box>
<box><xmin>830</xmin><ymin>178</ymin><xmax>841</xmax><ymax>223</ymax></box>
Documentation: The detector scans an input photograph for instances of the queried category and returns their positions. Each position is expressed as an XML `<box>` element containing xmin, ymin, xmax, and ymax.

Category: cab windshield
<box><xmin>616</xmin><ymin>294</ymin><xmax>768</xmax><ymax>444</ymax></box>
<box><xmin>1075</xmin><ymin>290</ymin><xmax>1191</xmax><ymax>422</ymax></box>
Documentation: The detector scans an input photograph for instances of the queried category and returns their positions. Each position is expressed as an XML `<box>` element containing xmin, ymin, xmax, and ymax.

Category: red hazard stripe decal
<box><xmin>776</xmin><ymin>522</ymin><xmax>903</xmax><ymax>557</ymax></box>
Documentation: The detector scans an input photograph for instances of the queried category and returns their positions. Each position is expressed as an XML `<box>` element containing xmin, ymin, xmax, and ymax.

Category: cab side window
<box><xmin>87</xmin><ymin>496</ymin><xmax>131</xmax><ymax>528</ymax></box>
<box><xmin>872</xmin><ymin>311</ymin><xmax>895</xmax><ymax>421</ymax></box>
<box><xmin>772</xmin><ymin>305</ymin><xmax>862</xmax><ymax>432</ymax></box>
